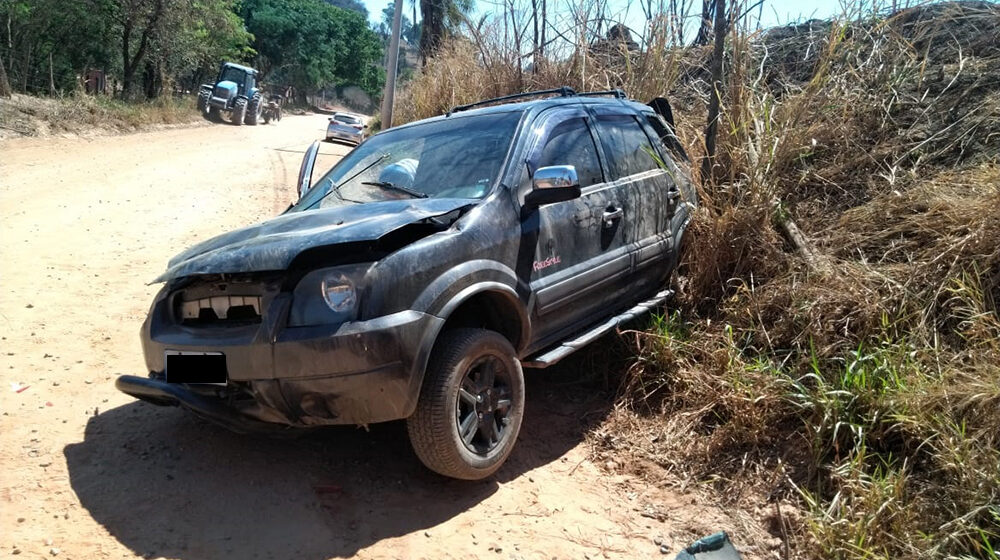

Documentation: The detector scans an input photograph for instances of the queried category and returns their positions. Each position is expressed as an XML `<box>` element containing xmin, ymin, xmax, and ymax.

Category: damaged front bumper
<box><xmin>122</xmin><ymin>305</ymin><xmax>443</xmax><ymax>431</ymax></box>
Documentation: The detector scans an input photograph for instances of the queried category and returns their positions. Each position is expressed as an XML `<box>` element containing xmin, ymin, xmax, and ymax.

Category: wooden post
<box><xmin>49</xmin><ymin>52</ymin><xmax>56</xmax><ymax>95</ymax></box>
<box><xmin>380</xmin><ymin>0</ymin><xmax>404</xmax><ymax>129</ymax></box>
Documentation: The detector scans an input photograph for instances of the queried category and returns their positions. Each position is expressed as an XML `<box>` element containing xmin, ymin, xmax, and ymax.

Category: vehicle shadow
<box><xmin>64</xmin><ymin>340</ymin><xmax>632</xmax><ymax>560</ymax></box>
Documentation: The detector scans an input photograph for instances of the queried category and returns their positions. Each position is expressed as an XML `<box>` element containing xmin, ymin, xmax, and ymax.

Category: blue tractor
<box><xmin>197</xmin><ymin>62</ymin><xmax>265</xmax><ymax>126</ymax></box>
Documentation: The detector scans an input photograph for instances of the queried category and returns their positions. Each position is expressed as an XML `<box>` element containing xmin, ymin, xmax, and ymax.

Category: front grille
<box><xmin>173</xmin><ymin>277</ymin><xmax>269</xmax><ymax>326</ymax></box>
<box><xmin>214</xmin><ymin>85</ymin><xmax>229</xmax><ymax>97</ymax></box>
<box><xmin>180</xmin><ymin>295</ymin><xmax>261</xmax><ymax>324</ymax></box>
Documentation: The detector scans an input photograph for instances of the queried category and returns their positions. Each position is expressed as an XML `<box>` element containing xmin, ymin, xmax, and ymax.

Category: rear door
<box><xmin>587</xmin><ymin>107</ymin><xmax>681</xmax><ymax>291</ymax></box>
<box><xmin>520</xmin><ymin>106</ymin><xmax>640</xmax><ymax>349</ymax></box>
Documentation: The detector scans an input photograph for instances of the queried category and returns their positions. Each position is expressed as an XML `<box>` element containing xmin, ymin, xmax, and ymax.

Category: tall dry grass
<box><xmin>397</xmin><ymin>1</ymin><xmax>999</xmax><ymax>557</ymax></box>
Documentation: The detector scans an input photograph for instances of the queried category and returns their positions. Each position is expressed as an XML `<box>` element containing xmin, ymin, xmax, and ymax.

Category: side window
<box><xmin>593</xmin><ymin>115</ymin><xmax>659</xmax><ymax>180</ymax></box>
<box><xmin>536</xmin><ymin>118</ymin><xmax>604</xmax><ymax>188</ymax></box>
<box><xmin>644</xmin><ymin>114</ymin><xmax>688</xmax><ymax>162</ymax></box>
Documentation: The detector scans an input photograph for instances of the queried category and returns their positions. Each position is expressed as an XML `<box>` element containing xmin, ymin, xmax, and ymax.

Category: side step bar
<box><xmin>522</xmin><ymin>289</ymin><xmax>674</xmax><ymax>369</ymax></box>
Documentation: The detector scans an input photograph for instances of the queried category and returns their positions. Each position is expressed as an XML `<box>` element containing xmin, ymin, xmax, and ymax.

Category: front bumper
<box><xmin>130</xmin><ymin>305</ymin><xmax>443</xmax><ymax>429</ymax></box>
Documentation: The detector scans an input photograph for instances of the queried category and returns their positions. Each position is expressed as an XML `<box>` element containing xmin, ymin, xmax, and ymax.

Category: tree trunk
<box><xmin>693</xmin><ymin>0</ymin><xmax>714</xmax><ymax>46</ymax></box>
<box><xmin>0</xmin><ymin>53</ymin><xmax>11</xmax><ymax>97</ymax></box>
<box><xmin>120</xmin><ymin>0</ymin><xmax>164</xmax><ymax>99</ymax></box>
<box><xmin>418</xmin><ymin>0</ymin><xmax>444</xmax><ymax>65</ymax></box>
<box><xmin>21</xmin><ymin>42</ymin><xmax>31</xmax><ymax>92</ymax></box>
<box><xmin>531</xmin><ymin>0</ymin><xmax>539</xmax><ymax>72</ymax></box>
<box><xmin>701</xmin><ymin>0</ymin><xmax>726</xmax><ymax>184</ymax></box>
<box><xmin>539</xmin><ymin>0</ymin><xmax>546</xmax><ymax>59</ymax></box>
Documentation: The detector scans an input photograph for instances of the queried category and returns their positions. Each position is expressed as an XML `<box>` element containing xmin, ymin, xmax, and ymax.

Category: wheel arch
<box><xmin>408</xmin><ymin>282</ymin><xmax>531</xmax><ymax>414</ymax></box>
<box><xmin>437</xmin><ymin>283</ymin><xmax>529</xmax><ymax>353</ymax></box>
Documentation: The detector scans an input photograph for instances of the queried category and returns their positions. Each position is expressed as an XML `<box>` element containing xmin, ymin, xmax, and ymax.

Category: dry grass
<box><xmin>398</xmin><ymin>1</ymin><xmax>1000</xmax><ymax>557</ymax></box>
<box><xmin>0</xmin><ymin>92</ymin><xmax>202</xmax><ymax>139</ymax></box>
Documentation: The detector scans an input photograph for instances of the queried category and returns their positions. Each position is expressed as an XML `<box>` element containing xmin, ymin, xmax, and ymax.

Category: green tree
<box><xmin>418</xmin><ymin>0</ymin><xmax>472</xmax><ymax>64</ymax></box>
<box><xmin>323</xmin><ymin>0</ymin><xmax>367</xmax><ymax>19</ymax></box>
<box><xmin>1</xmin><ymin>0</ymin><xmax>117</xmax><ymax>94</ymax></box>
<box><xmin>242</xmin><ymin>0</ymin><xmax>384</xmax><ymax>100</ymax></box>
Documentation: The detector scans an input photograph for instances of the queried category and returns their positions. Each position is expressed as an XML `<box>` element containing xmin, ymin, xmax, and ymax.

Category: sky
<box><xmin>360</xmin><ymin>0</ymin><xmax>850</xmax><ymax>31</ymax></box>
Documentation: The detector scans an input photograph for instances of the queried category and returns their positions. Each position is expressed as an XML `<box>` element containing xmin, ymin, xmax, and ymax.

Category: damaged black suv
<box><xmin>117</xmin><ymin>88</ymin><xmax>696</xmax><ymax>480</ymax></box>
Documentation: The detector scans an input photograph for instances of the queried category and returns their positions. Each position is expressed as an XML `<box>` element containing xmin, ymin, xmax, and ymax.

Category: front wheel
<box><xmin>407</xmin><ymin>329</ymin><xmax>524</xmax><ymax>480</ymax></box>
<box><xmin>231</xmin><ymin>97</ymin><xmax>247</xmax><ymax>125</ymax></box>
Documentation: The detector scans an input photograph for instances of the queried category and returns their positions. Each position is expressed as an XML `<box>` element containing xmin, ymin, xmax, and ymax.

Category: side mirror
<box><xmin>297</xmin><ymin>141</ymin><xmax>320</xmax><ymax>200</ymax></box>
<box><xmin>524</xmin><ymin>165</ymin><xmax>581</xmax><ymax>211</ymax></box>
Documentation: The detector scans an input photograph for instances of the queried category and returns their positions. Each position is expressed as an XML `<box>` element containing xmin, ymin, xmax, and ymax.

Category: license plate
<box><xmin>165</xmin><ymin>351</ymin><xmax>227</xmax><ymax>385</ymax></box>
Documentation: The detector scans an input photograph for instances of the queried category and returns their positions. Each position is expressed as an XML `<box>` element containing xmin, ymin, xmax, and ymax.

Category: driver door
<box><xmin>522</xmin><ymin>107</ymin><xmax>639</xmax><ymax>350</ymax></box>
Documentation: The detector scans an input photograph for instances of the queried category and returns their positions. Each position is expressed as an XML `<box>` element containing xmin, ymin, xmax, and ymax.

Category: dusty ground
<box><xmin>0</xmin><ymin>117</ymin><xmax>766</xmax><ymax>560</ymax></box>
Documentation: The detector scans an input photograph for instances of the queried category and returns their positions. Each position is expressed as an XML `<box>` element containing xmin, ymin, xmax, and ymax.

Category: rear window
<box><xmin>334</xmin><ymin>114</ymin><xmax>361</xmax><ymax>125</ymax></box>
<box><xmin>593</xmin><ymin>115</ymin><xmax>659</xmax><ymax>180</ymax></box>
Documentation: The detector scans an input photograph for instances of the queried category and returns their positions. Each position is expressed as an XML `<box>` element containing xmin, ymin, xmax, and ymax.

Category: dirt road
<box><xmin>0</xmin><ymin>117</ymin><xmax>755</xmax><ymax>559</ymax></box>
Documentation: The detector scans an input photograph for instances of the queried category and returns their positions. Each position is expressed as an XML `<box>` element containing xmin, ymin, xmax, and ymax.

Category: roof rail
<box><xmin>577</xmin><ymin>89</ymin><xmax>627</xmax><ymax>99</ymax></box>
<box><xmin>448</xmin><ymin>87</ymin><xmax>577</xmax><ymax>115</ymax></box>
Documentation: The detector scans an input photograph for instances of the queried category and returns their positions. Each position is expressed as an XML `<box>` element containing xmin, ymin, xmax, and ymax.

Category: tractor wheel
<box><xmin>197</xmin><ymin>90</ymin><xmax>211</xmax><ymax>121</ymax></box>
<box><xmin>247</xmin><ymin>93</ymin><xmax>263</xmax><ymax>126</ymax></box>
<box><xmin>231</xmin><ymin>97</ymin><xmax>247</xmax><ymax>125</ymax></box>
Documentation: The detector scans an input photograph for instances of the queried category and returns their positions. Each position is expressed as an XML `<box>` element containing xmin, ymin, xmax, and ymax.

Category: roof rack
<box><xmin>446</xmin><ymin>87</ymin><xmax>631</xmax><ymax>115</ymax></box>
<box><xmin>577</xmin><ymin>89</ymin><xmax>627</xmax><ymax>99</ymax></box>
<box><xmin>448</xmin><ymin>87</ymin><xmax>578</xmax><ymax>115</ymax></box>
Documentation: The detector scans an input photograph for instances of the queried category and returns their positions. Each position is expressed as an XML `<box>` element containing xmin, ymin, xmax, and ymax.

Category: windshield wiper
<box><xmin>361</xmin><ymin>181</ymin><xmax>428</xmax><ymax>199</ymax></box>
<box><xmin>303</xmin><ymin>152</ymin><xmax>390</xmax><ymax>210</ymax></box>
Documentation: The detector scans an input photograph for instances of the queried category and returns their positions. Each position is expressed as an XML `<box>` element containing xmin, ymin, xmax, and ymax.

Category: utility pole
<box><xmin>380</xmin><ymin>0</ymin><xmax>404</xmax><ymax>130</ymax></box>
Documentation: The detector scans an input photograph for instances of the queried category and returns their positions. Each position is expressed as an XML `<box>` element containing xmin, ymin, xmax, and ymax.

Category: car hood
<box><xmin>154</xmin><ymin>198</ymin><xmax>474</xmax><ymax>282</ymax></box>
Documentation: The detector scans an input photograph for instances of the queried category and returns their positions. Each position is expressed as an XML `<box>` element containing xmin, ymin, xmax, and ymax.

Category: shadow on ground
<box><xmin>64</xmin><ymin>342</ymin><xmax>631</xmax><ymax>560</ymax></box>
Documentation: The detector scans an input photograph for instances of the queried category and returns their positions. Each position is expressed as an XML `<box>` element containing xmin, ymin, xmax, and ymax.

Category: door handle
<box><xmin>602</xmin><ymin>206</ymin><xmax>623</xmax><ymax>227</ymax></box>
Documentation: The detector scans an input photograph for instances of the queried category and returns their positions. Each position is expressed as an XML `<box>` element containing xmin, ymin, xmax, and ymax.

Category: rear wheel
<box><xmin>231</xmin><ymin>97</ymin><xmax>247</xmax><ymax>125</ymax></box>
<box><xmin>247</xmin><ymin>93</ymin><xmax>263</xmax><ymax>125</ymax></box>
<box><xmin>407</xmin><ymin>329</ymin><xmax>524</xmax><ymax>480</ymax></box>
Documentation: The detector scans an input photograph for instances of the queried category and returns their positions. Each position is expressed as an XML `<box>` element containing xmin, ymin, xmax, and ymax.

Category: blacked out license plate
<box><xmin>165</xmin><ymin>351</ymin><xmax>227</xmax><ymax>385</ymax></box>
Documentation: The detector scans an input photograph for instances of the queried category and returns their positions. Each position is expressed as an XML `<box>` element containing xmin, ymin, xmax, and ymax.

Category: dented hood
<box><xmin>154</xmin><ymin>198</ymin><xmax>473</xmax><ymax>282</ymax></box>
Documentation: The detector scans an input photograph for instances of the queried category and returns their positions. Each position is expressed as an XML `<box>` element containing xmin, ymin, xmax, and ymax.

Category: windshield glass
<box><xmin>294</xmin><ymin>111</ymin><xmax>521</xmax><ymax>211</ymax></box>
<box><xmin>219</xmin><ymin>66</ymin><xmax>245</xmax><ymax>84</ymax></box>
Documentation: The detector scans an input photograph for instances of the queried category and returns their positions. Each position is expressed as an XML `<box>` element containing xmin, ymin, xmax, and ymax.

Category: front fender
<box><xmin>411</xmin><ymin>259</ymin><xmax>521</xmax><ymax>317</ymax></box>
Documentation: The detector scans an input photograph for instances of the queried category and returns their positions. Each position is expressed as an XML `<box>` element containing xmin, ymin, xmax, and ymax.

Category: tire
<box><xmin>231</xmin><ymin>97</ymin><xmax>247</xmax><ymax>125</ymax></box>
<box><xmin>247</xmin><ymin>93</ymin><xmax>263</xmax><ymax>125</ymax></box>
<box><xmin>197</xmin><ymin>90</ymin><xmax>211</xmax><ymax>121</ymax></box>
<box><xmin>263</xmin><ymin>111</ymin><xmax>271</xmax><ymax>124</ymax></box>
<box><xmin>407</xmin><ymin>329</ymin><xmax>524</xmax><ymax>480</ymax></box>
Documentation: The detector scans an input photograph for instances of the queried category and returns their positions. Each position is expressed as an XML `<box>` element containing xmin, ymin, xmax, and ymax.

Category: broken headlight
<box><xmin>288</xmin><ymin>264</ymin><xmax>370</xmax><ymax>327</ymax></box>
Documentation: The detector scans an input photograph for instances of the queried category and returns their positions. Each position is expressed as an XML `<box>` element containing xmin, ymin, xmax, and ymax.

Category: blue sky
<box><xmin>360</xmin><ymin>0</ymin><xmax>849</xmax><ymax>30</ymax></box>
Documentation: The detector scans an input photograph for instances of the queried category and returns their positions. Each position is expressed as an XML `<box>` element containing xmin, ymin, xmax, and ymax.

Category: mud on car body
<box><xmin>117</xmin><ymin>88</ymin><xmax>696</xmax><ymax>480</ymax></box>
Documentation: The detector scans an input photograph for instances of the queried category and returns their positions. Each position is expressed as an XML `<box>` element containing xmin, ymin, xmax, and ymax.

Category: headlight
<box><xmin>288</xmin><ymin>264</ymin><xmax>370</xmax><ymax>327</ymax></box>
<box><xmin>322</xmin><ymin>274</ymin><xmax>356</xmax><ymax>311</ymax></box>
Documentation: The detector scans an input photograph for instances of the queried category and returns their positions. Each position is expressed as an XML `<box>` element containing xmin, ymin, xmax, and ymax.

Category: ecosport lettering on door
<box><xmin>532</xmin><ymin>255</ymin><xmax>561</xmax><ymax>271</ymax></box>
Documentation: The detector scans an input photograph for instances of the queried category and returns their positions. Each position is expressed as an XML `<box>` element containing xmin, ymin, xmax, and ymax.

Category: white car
<box><xmin>325</xmin><ymin>112</ymin><xmax>367</xmax><ymax>145</ymax></box>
